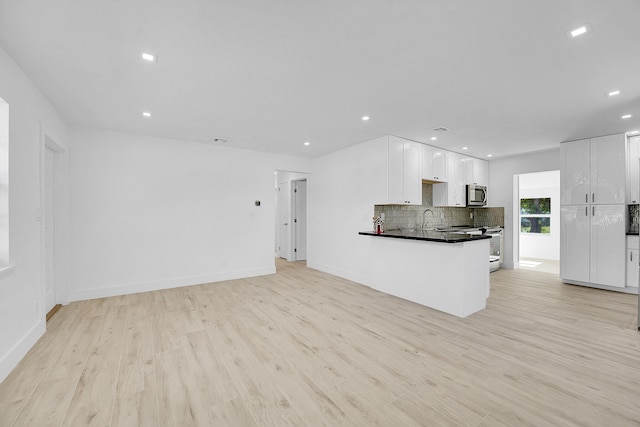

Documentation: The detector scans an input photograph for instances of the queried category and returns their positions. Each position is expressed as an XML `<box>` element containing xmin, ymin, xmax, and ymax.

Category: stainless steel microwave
<box><xmin>467</xmin><ymin>184</ymin><xmax>487</xmax><ymax>206</ymax></box>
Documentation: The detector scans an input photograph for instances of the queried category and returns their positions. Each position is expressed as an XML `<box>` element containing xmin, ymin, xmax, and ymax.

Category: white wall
<box><xmin>308</xmin><ymin>136</ymin><xmax>388</xmax><ymax>284</ymax></box>
<box><xmin>0</xmin><ymin>45</ymin><xmax>69</xmax><ymax>382</ymax></box>
<box><xmin>68</xmin><ymin>127</ymin><xmax>311</xmax><ymax>301</ymax></box>
<box><xmin>489</xmin><ymin>149</ymin><xmax>561</xmax><ymax>268</ymax></box>
<box><xmin>518</xmin><ymin>171</ymin><xmax>560</xmax><ymax>260</ymax></box>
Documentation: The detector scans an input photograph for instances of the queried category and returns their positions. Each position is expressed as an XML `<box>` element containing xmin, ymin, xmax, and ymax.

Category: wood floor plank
<box><xmin>3</xmin><ymin>259</ymin><xmax>640</xmax><ymax>425</ymax></box>
<box><xmin>111</xmin><ymin>389</ymin><xmax>159</xmax><ymax>427</ymax></box>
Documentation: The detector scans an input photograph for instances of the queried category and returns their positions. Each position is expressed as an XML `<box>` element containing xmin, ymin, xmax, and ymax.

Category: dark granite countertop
<box><xmin>627</xmin><ymin>232</ymin><xmax>639</xmax><ymax>236</ymax></box>
<box><xmin>359</xmin><ymin>229</ymin><xmax>492</xmax><ymax>243</ymax></box>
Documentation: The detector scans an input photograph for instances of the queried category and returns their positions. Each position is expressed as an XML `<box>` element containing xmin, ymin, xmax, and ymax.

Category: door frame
<box><xmin>39</xmin><ymin>125</ymin><xmax>69</xmax><ymax>310</ymax></box>
<box><xmin>292</xmin><ymin>178</ymin><xmax>307</xmax><ymax>261</ymax></box>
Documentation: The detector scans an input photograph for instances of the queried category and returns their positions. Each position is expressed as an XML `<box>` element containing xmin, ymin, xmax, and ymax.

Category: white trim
<box><xmin>306</xmin><ymin>261</ymin><xmax>368</xmax><ymax>287</ymax></box>
<box><xmin>562</xmin><ymin>279</ymin><xmax>638</xmax><ymax>295</ymax></box>
<box><xmin>0</xmin><ymin>264</ymin><xmax>15</xmax><ymax>279</ymax></box>
<box><xmin>0</xmin><ymin>319</ymin><xmax>45</xmax><ymax>383</ymax></box>
<box><xmin>68</xmin><ymin>267</ymin><xmax>276</xmax><ymax>302</ymax></box>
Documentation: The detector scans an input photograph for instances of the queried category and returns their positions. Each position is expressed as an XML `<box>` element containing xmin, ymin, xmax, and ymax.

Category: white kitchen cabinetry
<box><xmin>560</xmin><ymin>134</ymin><xmax>627</xmax><ymax>290</ymax></box>
<box><xmin>464</xmin><ymin>157</ymin><xmax>488</xmax><ymax>187</ymax></box>
<box><xmin>627</xmin><ymin>135</ymin><xmax>640</xmax><ymax>204</ymax></box>
<box><xmin>433</xmin><ymin>152</ymin><xmax>465</xmax><ymax>207</ymax></box>
<box><xmin>626</xmin><ymin>235</ymin><xmax>639</xmax><ymax>288</ymax></box>
<box><xmin>560</xmin><ymin>204</ymin><xmax>626</xmax><ymax>288</ymax></box>
<box><xmin>421</xmin><ymin>144</ymin><xmax>447</xmax><ymax>182</ymax></box>
<box><xmin>560</xmin><ymin>135</ymin><xmax>626</xmax><ymax>205</ymax></box>
<box><xmin>388</xmin><ymin>136</ymin><xmax>422</xmax><ymax>205</ymax></box>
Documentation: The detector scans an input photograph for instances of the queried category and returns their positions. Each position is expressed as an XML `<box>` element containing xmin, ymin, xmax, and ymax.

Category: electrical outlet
<box><xmin>381</xmin><ymin>213</ymin><xmax>385</xmax><ymax>220</ymax></box>
<box><xmin>470</xmin><ymin>212</ymin><xmax>474</xmax><ymax>219</ymax></box>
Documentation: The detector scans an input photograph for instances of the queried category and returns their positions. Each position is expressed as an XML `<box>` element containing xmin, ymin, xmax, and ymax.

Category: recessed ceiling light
<box><xmin>304</xmin><ymin>141</ymin><xmax>310</xmax><ymax>146</ymax></box>
<box><xmin>628</xmin><ymin>130</ymin><xmax>640</xmax><ymax>136</ymax></box>
<box><xmin>462</xmin><ymin>147</ymin><xmax>468</xmax><ymax>150</ymax></box>
<box><xmin>141</xmin><ymin>52</ymin><xmax>157</xmax><ymax>62</ymax></box>
<box><xmin>362</xmin><ymin>116</ymin><xmax>370</xmax><ymax>121</ymax></box>
<box><xmin>622</xmin><ymin>114</ymin><xmax>633</xmax><ymax>119</ymax></box>
<box><xmin>487</xmin><ymin>154</ymin><xmax>493</xmax><ymax>158</ymax></box>
<box><xmin>608</xmin><ymin>90</ymin><xmax>621</xmax><ymax>97</ymax></box>
<box><xmin>142</xmin><ymin>111</ymin><xmax>151</xmax><ymax>118</ymax></box>
<box><xmin>569</xmin><ymin>25</ymin><xmax>588</xmax><ymax>38</ymax></box>
<box><xmin>430</xmin><ymin>137</ymin><xmax>437</xmax><ymax>141</ymax></box>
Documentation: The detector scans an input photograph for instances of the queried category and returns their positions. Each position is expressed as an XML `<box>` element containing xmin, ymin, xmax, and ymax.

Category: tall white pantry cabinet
<box><xmin>560</xmin><ymin>134</ymin><xmax>627</xmax><ymax>289</ymax></box>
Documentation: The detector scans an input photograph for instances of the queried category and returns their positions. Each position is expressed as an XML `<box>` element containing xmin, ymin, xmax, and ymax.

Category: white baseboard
<box><xmin>68</xmin><ymin>266</ymin><xmax>276</xmax><ymax>302</ymax></box>
<box><xmin>306</xmin><ymin>261</ymin><xmax>368</xmax><ymax>287</ymax></box>
<box><xmin>0</xmin><ymin>319</ymin><xmax>45</xmax><ymax>383</ymax></box>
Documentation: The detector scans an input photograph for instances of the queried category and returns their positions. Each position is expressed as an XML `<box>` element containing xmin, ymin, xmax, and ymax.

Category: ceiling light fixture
<box><xmin>487</xmin><ymin>154</ymin><xmax>493</xmax><ymax>158</ymax></box>
<box><xmin>361</xmin><ymin>116</ymin><xmax>370</xmax><ymax>121</ymax></box>
<box><xmin>430</xmin><ymin>137</ymin><xmax>437</xmax><ymax>141</ymax></box>
<box><xmin>607</xmin><ymin>90</ymin><xmax>621</xmax><ymax>97</ymax></box>
<box><xmin>142</xmin><ymin>111</ymin><xmax>151</xmax><ymax>118</ymax></box>
<box><xmin>628</xmin><ymin>130</ymin><xmax>640</xmax><ymax>136</ymax></box>
<box><xmin>569</xmin><ymin>25</ymin><xmax>588</xmax><ymax>38</ymax></box>
<box><xmin>141</xmin><ymin>52</ymin><xmax>157</xmax><ymax>62</ymax></box>
<box><xmin>462</xmin><ymin>147</ymin><xmax>468</xmax><ymax>150</ymax></box>
<box><xmin>622</xmin><ymin>114</ymin><xmax>633</xmax><ymax>119</ymax></box>
<box><xmin>304</xmin><ymin>141</ymin><xmax>310</xmax><ymax>146</ymax></box>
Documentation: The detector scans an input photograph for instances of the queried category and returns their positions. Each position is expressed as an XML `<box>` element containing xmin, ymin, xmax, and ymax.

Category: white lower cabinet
<box><xmin>627</xmin><ymin>235</ymin><xmax>639</xmax><ymax>288</ymax></box>
<box><xmin>560</xmin><ymin>204</ymin><xmax>626</xmax><ymax>288</ymax></box>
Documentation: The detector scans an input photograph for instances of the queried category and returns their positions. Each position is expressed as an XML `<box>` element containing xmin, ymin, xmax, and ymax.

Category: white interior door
<box><xmin>44</xmin><ymin>146</ymin><xmax>56</xmax><ymax>312</ymax></box>
<box><xmin>278</xmin><ymin>181</ymin><xmax>290</xmax><ymax>260</ymax></box>
<box><xmin>293</xmin><ymin>180</ymin><xmax>307</xmax><ymax>261</ymax></box>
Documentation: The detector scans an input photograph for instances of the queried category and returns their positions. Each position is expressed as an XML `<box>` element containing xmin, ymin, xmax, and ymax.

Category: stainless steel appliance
<box><xmin>487</xmin><ymin>228</ymin><xmax>504</xmax><ymax>272</ymax></box>
<box><xmin>467</xmin><ymin>184</ymin><xmax>487</xmax><ymax>207</ymax></box>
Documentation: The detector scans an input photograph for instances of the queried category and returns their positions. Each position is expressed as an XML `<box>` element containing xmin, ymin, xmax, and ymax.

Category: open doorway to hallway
<box><xmin>275</xmin><ymin>170</ymin><xmax>309</xmax><ymax>263</ymax></box>
<box><xmin>518</xmin><ymin>170</ymin><xmax>560</xmax><ymax>275</ymax></box>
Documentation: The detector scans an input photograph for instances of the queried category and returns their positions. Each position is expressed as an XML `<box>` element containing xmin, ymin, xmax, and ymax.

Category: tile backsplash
<box><xmin>373</xmin><ymin>183</ymin><xmax>504</xmax><ymax>231</ymax></box>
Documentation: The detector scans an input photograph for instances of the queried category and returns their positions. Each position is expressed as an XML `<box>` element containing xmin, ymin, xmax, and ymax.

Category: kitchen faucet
<box><xmin>422</xmin><ymin>209</ymin><xmax>434</xmax><ymax>230</ymax></box>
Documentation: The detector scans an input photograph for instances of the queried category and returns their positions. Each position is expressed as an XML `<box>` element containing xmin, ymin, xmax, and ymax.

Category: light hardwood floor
<box><xmin>1</xmin><ymin>260</ymin><xmax>639</xmax><ymax>426</ymax></box>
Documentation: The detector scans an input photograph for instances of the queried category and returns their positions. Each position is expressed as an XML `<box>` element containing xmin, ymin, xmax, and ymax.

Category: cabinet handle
<box><xmin>631</xmin><ymin>252</ymin><xmax>633</xmax><ymax>262</ymax></box>
<box><xmin>592</xmin><ymin>193</ymin><xmax>595</xmax><ymax>203</ymax></box>
<box><xmin>585</xmin><ymin>206</ymin><xmax>588</xmax><ymax>216</ymax></box>
<box><xmin>592</xmin><ymin>206</ymin><xmax>595</xmax><ymax>216</ymax></box>
<box><xmin>585</xmin><ymin>193</ymin><xmax>588</xmax><ymax>203</ymax></box>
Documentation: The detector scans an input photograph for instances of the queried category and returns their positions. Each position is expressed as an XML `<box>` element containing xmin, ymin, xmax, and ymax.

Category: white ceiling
<box><xmin>1</xmin><ymin>0</ymin><xmax>639</xmax><ymax>159</ymax></box>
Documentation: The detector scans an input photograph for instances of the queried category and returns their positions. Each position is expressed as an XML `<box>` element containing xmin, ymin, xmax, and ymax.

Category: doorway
<box><xmin>517</xmin><ymin>170</ymin><xmax>560</xmax><ymax>275</ymax></box>
<box><xmin>275</xmin><ymin>170</ymin><xmax>309</xmax><ymax>261</ymax></box>
<box><xmin>44</xmin><ymin>146</ymin><xmax>56</xmax><ymax>313</ymax></box>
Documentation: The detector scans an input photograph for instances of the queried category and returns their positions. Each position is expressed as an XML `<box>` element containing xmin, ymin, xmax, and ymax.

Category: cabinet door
<box><xmin>591</xmin><ymin>134</ymin><xmax>626</xmax><ymax>204</ymax></box>
<box><xmin>473</xmin><ymin>159</ymin><xmax>489</xmax><ymax>186</ymax></box>
<box><xmin>421</xmin><ymin>145</ymin><xmax>447</xmax><ymax>182</ymax></box>
<box><xmin>560</xmin><ymin>205</ymin><xmax>590</xmax><ymax>283</ymax></box>
<box><xmin>627</xmin><ymin>249</ymin><xmax>639</xmax><ymax>288</ymax></box>
<box><xmin>627</xmin><ymin>135</ymin><xmax>640</xmax><ymax>204</ymax></box>
<box><xmin>432</xmin><ymin>148</ymin><xmax>447</xmax><ymax>182</ymax></box>
<box><xmin>590</xmin><ymin>204</ymin><xmax>625</xmax><ymax>287</ymax></box>
<box><xmin>560</xmin><ymin>139</ymin><xmax>590</xmax><ymax>205</ymax></box>
<box><xmin>403</xmin><ymin>142</ymin><xmax>422</xmax><ymax>205</ymax></box>
<box><xmin>388</xmin><ymin>138</ymin><xmax>404</xmax><ymax>204</ymax></box>
<box><xmin>451</xmin><ymin>153</ymin><xmax>466</xmax><ymax>206</ymax></box>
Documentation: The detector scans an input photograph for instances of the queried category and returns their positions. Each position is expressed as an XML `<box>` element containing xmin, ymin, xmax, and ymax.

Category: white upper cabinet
<box><xmin>464</xmin><ymin>157</ymin><xmax>488</xmax><ymax>186</ymax></box>
<box><xmin>560</xmin><ymin>139</ymin><xmax>591</xmax><ymax>205</ymax></box>
<box><xmin>421</xmin><ymin>144</ymin><xmax>447</xmax><ymax>182</ymax></box>
<box><xmin>560</xmin><ymin>135</ymin><xmax>626</xmax><ymax>205</ymax></box>
<box><xmin>433</xmin><ymin>152</ymin><xmax>465</xmax><ymax>207</ymax></box>
<box><xmin>627</xmin><ymin>135</ymin><xmax>640</xmax><ymax>204</ymax></box>
<box><xmin>388</xmin><ymin>136</ymin><xmax>422</xmax><ymax>205</ymax></box>
<box><xmin>590</xmin><ymin>134</ymin><xmax>626</xmax><ymax>205</ymax></box>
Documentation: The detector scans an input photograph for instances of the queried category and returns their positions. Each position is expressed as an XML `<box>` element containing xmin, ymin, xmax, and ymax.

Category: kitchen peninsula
<box><xmin>359</xmin><ymin>230</ymin><xmax>491</xmax><ymax>318</ymax></box>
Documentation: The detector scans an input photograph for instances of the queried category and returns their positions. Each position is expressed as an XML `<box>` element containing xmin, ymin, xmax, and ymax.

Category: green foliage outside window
<box><xmin>520</xmin><ymin>198</ymin><xmax>551</xmax><ymax>233</ymax></box>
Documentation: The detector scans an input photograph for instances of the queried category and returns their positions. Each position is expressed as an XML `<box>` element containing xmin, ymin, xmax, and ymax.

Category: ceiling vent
<box><xmin>211</xmin><ymin>137</ymin><xmax>229</xmax><ymax>144</ymax></box>
<box><xmin>433</xmin><ymin>127</ymin><xmax>450</xmax><ymax>132</ymax></box>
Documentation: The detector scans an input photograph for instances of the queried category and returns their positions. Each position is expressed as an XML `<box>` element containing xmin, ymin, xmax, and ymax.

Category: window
<box><xmin>520</xmin><ymin>197</ymin><xmax>550</xmax><ymax>234</ymax></box>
